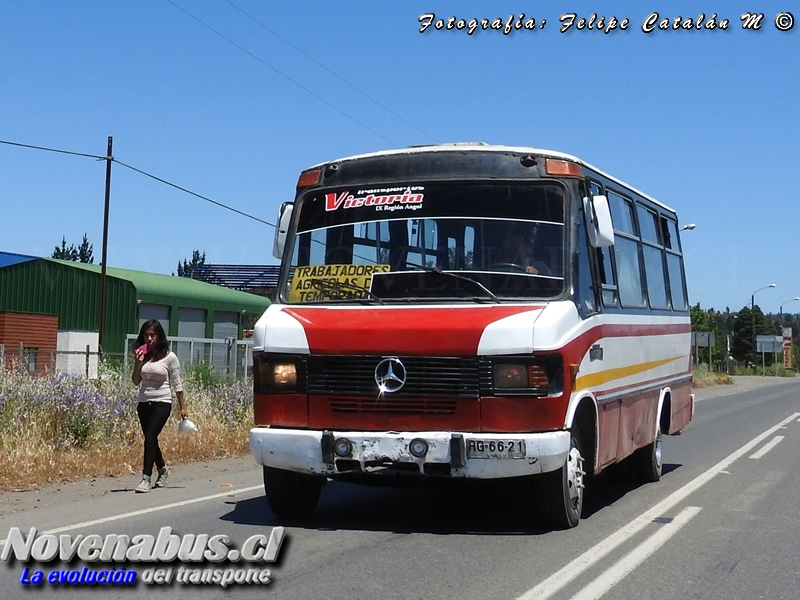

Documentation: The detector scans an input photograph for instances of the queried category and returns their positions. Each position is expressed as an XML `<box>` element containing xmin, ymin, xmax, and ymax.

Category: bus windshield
<box><xmin>283</xmin><ymin>182</ymin><xmax>565</xmax><ymax>304</ymax></box>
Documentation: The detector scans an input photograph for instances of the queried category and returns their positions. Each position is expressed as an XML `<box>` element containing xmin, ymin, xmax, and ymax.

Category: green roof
<box><xmin>48</xmin><ymin>259</ymin><xmax>270</xmax><ymax>313</ymax></box>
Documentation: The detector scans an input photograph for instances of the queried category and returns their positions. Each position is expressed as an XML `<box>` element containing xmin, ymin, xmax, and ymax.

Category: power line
<box><xmin>0</xmin><ymin>139</ymin><xmax>106</xmax><ymax>160</ymax></box>
<box><xmin>165</xmin><ymin>0</ymin><xmax>399</xmax><ymax>147</ymax></box>
<box><xmin>113</xmin><ymin>159</ymin><xmax>275</xmax><ymax>228</ymax></box>
<box><xmin>223</xmin><ymin>0</ymin><xmax>439</xmax><ymax>144</ymax></box>
<box><xmin>0</xmin><ymin>138</ymin><xmax>276</xmax><ymax>229</ymax></box>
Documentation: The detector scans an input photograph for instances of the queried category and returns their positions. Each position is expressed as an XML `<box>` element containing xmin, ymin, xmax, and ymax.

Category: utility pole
<box><xmin>98</xmin><ymin>136</ymin><xmax>113</xmax><ymax>355</ymax></box>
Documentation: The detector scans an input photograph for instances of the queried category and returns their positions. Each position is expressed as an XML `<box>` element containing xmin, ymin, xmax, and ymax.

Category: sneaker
<box><xmin>135</xmin><ymin>475</ymin><xmax>151</xmax><ymax>493</ymax></box>
<box><xmin>154</xmin><ymin>466</ymin><xmax>169</xmax><ymax>488</ymax></box>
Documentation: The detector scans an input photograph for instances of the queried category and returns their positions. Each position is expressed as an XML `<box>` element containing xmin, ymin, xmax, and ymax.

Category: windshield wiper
<box><xmin>404</xmin><ymin>262</ymin><xmax>500</xmax><ymax>303</ymax></box>
<box><xmin>308</xmin><ymin>278</ymin><xmax>385</xmax><ymax>304</ymax></box>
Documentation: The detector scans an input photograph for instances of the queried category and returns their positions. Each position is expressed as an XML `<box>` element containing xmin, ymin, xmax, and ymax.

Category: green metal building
<box><xmin>0</xmin><ymin>257</ymin><xmax>271</xmax><ymax>354</ymax></box>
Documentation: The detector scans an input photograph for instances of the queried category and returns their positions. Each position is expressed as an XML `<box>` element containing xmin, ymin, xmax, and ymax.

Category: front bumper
<box><xmin>249</xmin><ymin>428</ymin><xmax>570</xmax><ymax>479</ymax></box>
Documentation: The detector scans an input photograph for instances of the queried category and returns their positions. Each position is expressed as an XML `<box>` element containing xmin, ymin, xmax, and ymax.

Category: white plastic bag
<box><xmin>178</xmin><ymin>416</ymin><xmax>199</xmax><ymax>435</ymax></box>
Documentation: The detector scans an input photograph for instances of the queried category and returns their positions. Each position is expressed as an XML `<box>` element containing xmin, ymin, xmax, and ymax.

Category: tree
<box><xmin>52</xmin><ymin>234</ymin><xmax>94</xmax><ymax>263</ymax></box>
<box><xmin>690</xmin><ymin>303</ymin><xmax>731</xmax><ymax>366</ymax></box>
<box><xmin>176</xmin><ymin>250</ymin><xmax>206</xmax><ymax>278</ymax></box>
<box><xmin>690</xmin><ymin>303</ymin><xmax>715</xmax><ymax>332</ymax></box>
<box><xmin>76</xmin><ymin>233</ymin><xmax>93</xmax><ymax>263</ymax></box>
<box><xmin>731</xmin><ymin>305</ymin><xmax>771</xmax><ymax>365</ymax></box>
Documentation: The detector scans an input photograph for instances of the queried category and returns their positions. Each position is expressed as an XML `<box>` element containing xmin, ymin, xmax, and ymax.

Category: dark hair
<box><xmin>135</xmin><ymin>319</ymin><xmax>170</xmax><ymax>361</ymax></box>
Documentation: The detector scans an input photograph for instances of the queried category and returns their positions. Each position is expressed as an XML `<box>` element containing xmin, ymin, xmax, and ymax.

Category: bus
<box><xmin>250</xmin><ymin>143</ymin><xmax>693</xmax><ymax>529</ymax></box>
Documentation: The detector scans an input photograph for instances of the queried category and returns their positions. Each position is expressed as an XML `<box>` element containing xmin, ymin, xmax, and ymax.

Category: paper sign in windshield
<box><xmin>289</xmin><ymin>264</ymin><xmax>390</xmax><ymax>302</ymax></box>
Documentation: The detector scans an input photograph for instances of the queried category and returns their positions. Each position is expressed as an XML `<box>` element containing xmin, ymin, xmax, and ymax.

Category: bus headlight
<box><xmin>491</xmin><ymin>358</ymin><xmax>560</xmax><ymax>394</ymax></box>
<box><xmin>493</xmin><ymin>364</ymin><xmax>528</xmax><ymax>388</ymax></box>
<box><xmin>272</xmin><ymin>363</ymin><xmax>297</xmax><ymax>386</ymax></box>
<box><xmin>253</xmin><ymin>353</ymin><xmax>306</xmax><ymax>393</ymax></box>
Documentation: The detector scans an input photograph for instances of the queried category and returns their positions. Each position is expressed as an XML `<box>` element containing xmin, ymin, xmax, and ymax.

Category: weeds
<box><xmin>0</xmin><ymin>362</ymin><xmax>252</xmax><ymax>491</ymax></box>
<box><xmin>692</xmin><ymin>364</ymin><xmax>733</xmax><ymax>388</ymax></box>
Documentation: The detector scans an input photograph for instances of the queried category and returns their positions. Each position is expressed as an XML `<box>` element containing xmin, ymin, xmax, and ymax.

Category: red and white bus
<box><xmin>250</xmin><ymin>143</ymin><xmax>693</xmax><ymax>529</ymax></box>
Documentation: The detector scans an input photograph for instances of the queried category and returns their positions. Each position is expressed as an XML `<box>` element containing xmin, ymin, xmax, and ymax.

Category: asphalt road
<box><xmin>0</xmin><ymin>376</ymin><xmax>798</xmax><ymax>599</ymax></box>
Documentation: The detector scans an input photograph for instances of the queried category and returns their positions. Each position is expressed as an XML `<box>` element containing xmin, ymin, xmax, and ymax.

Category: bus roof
<box><xmin>311</xmin><ymin>143</ymin><xmax>676</xmax><ymax>214</ymax></box>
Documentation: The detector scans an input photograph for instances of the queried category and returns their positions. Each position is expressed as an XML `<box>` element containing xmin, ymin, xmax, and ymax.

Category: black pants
<box><xmin>137</xmin><ymin>401</ymin><xmax>172</xmax><ymax>477</ymax></box>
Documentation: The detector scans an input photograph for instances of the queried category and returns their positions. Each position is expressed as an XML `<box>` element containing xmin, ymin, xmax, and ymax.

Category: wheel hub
<box><xmin>566</xmin><ymin>445</ymin><xmax>585</xmax><ymax>509</ymax></box>
<box><xmin>655</xmin><ymin>433</ymin><xmax>663</xmax><ymax>469</ymax></box>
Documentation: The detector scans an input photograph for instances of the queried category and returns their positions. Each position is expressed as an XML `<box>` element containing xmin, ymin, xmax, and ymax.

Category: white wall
<box><xmin>56</xmin><ymin>331</ymin><xmax>99</xmax><ymax>378</ymax></box>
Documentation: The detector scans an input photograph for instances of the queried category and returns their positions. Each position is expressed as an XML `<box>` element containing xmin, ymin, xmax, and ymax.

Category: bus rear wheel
<box><xmin>262</xmin><ymin>466</ymin><xmax>324</xmax><ymax>518</ymax></box>
<box><xmin>632</xmin><ymin>428</ymin><xmax>663</xmax><ymax>483</ymax></box>
<box><xmin>536</xmin><ymin>432</ymin><xmax>585</xmax><ymax>529</ymax></box>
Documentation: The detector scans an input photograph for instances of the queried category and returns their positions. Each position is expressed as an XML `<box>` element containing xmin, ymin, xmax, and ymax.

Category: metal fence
<box><xmin>0</xmin><ymin>343</ymin><xmax>104</xmax><ymax>377</ymax></box>
<box><xmin>124</xmin><ymin>335</ymin><xmax>253</xmax><ymax>380</ymax></box>
<box><xmin>1</xmin><ymin>336</ymin><xmax>254</xmax><ymax>381</ymax></box>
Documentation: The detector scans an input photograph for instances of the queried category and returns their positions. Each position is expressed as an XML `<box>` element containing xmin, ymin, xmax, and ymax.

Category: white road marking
<box><xmin>568</xmin><ymin>506</ymin><xmax>702</xmax><ymax>600</ymax></box>
<box><xmin>0</xmin><ymin>484</ymin><xmax>263</xmax><ymax>546</ymax></box>
<box><xmin>516</xmin><ymin>412</ymin><xmax>800</xmax><ymax>600</ymax></box>
<box><xmin>748</xmin><ymin>435</ymin><xmax>785</xmax><ymax>459</ymax></box>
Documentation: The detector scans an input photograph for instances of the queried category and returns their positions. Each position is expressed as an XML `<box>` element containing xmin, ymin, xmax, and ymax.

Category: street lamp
<box><xmin>752</xmin><ymin>283</ymin><xmax>777</xmax><ymax>372</ymax></box>
<box><xmin>779</xmin><ymin>297</ymin><xmax>800</xmax><ymax>328</ymax></box>
<box><xmin>681</xmin><ymin>223</ymin><xmax>697</xmax><ymax>231</ymax></box>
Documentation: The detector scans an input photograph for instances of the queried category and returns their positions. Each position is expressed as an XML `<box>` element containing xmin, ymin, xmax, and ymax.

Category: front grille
<box><xmin>307</xmin><ymin>355</ymin><xmax>481</xmax><ymax>398</ymax></box>
<box><xmin>329</xmin><ymin>396</ymin><xmax>457</xmax><ymax>415</ymax></box>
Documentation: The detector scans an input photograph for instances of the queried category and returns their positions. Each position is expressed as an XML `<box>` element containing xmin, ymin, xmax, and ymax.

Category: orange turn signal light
<box><xmin>527</xmin><ymin>365</ymin><xmax>550</xmax><ymax>388</ymax></box>
<box><xmin>297</xmin><ymin>169</ymin><xmax>321</xmax><ymax>188</ymax></box>
<box><xmin>545</xmin><ymin>159</ymin><xmax>583</xmax><ymax>177</ymax></box>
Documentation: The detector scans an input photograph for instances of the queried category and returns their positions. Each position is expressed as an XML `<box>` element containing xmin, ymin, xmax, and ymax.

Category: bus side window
<box><xmin>589</xmin><ymin>182</ymin><xmax>618</xmax><ymax>308</ymax></box>
<box><xmin>661</xmin><ymin>217</ymin><xmax>688</xmax><ymax>311</ymax></box>
<box><xmin>607</xmin><ymin>191</ymin><xmax>645</xmax><ymax>308</ymax></box>
<box><xmin>637</xmin><ymin>205</ymin><xmax>669</xmax><ymax>310</ymax></box>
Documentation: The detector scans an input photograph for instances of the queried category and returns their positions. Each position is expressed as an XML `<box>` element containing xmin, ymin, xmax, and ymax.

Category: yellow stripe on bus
<box><xmin>574</xmin><ymin>356</ymin><xmax>683</xmax><ymax>391</ymax></box>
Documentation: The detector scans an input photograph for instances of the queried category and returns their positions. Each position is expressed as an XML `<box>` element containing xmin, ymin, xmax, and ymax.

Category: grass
<box><xmin>691</xmin><ymin>364</ymin><xmax>733</xmax><ymax>388</ymax></box>
<box><xmin>0</xmin><ymin>363</ymin><xmax>252</xmax><ymax>492</ymax></box>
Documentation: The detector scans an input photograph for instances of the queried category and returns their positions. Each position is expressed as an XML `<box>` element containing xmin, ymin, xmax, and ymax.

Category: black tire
<box><xmin>263</xmin><ymin>466</ymin><xmax>324</xmax><ymax>518</ymax></box>
<box><xmin>632</xmin><ymin>428</ymin><xmax>663</xmax><ymax>483</ymax></box>
<box><xmin>535</xmin><ymin>431</ymin><xmax>585</xmax><ymax>529</ymax></box>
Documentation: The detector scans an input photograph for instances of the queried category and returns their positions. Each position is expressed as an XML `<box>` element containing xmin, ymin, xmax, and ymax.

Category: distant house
<box><xmin>189</xmin><ymin>264</ymin><xmax>281</xmax><ymax>300</ymax></box>
<box><xmin>0</xmin><ymin>255</ymin><xmax>271</xmax><ymax>356</ymax></box>
<box><xmin>0</xmin><ymin>311</ymin><xmax>58</xmax><ymax>375</ymax></box>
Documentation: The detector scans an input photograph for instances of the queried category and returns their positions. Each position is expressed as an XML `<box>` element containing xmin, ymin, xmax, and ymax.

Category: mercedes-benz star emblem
<box><xmin>374</xmin><ymin>357</ymin><xmax>406</xmax><ymax>394</ymax></box>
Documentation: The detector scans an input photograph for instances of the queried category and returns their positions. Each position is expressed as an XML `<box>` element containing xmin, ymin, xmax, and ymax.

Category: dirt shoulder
<box><xmin>0</xmin><ymin>455</ymin><xmax>258</xmax><ymax>517</ymax></box>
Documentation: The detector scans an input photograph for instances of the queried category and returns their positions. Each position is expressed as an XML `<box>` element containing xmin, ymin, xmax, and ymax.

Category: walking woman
<box><xmin>132</xmin><ymin>319</ymin><xmax>188</xmax><ymax>493</ymax></box>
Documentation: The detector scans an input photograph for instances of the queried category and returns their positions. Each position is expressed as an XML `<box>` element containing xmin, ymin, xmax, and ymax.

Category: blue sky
<box><xmin>1</xmin><ymin>1</ymin><xmax>798</xmax><ymax>315</ymax></box>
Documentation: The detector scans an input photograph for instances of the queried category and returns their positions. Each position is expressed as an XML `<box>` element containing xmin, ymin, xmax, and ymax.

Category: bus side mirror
<box><xmin>583</xmin><ymin>195</ymin><xmax>615</xmax><ymax>247</ymax></box>
<box><xmin>273</xmin><ymin>202</ymin><xmax>294</xmax><ymax>260</ymax></box>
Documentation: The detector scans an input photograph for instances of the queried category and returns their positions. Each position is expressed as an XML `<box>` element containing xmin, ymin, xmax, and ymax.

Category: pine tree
<box><xmin>77</xmin><ymin>233</ymin><xmax>94</xmax><ymax>263</ymax></box>
<box><xmin>52</xmin><ymin>234</ymin><xmax>93</xmax><ymax>263</ymax></box>
<box><xmin>176</xmin><ymin>250</ymin><xmax>206</xmax><ymax>278</ymax></box>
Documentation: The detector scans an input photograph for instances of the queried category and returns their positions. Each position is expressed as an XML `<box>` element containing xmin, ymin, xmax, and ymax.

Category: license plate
<box><xmin>466</xmin><ymin>439</ymin><xmax>526</xmax><ymax>459</ymax></box>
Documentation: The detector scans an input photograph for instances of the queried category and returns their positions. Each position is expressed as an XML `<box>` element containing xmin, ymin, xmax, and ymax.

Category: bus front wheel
<box><xmin>536</xmin><ymin>431</ymin><xmax>585</xmax><ymax>529</ymax></box>
<box><xmin>262</xmin><ymin>466</ymin><xmax>324</xmax><ymax>518</ymax></box>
